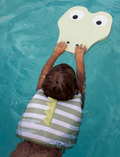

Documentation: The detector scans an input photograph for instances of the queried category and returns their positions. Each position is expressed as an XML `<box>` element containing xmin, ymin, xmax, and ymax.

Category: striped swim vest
<box><xmin>16</xmin><ymin>89</ymin><xmax>83</xmax><ymax>150</ymax></box>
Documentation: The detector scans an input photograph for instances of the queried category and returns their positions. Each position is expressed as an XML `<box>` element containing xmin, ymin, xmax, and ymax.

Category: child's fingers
<box><xmin>63</xmin><ymin>42</ymin><xmax>67</xmax><ymax>49</ymax></box>
<box><xmin>79</xmin><ymin>44</ymin><xmax>83</xmax><ymax>49</ymax></box>
<box><xmin>60</xmin><ymin>41</ymin><xmax>67</xmax><ymax>49</ymax></box>
<box><xmin>75</xmin><ymin>44</ymin><xmax>82</xmax><ymax>49</ymax></box>
<box><xmin>57</xmin><ymin>42</ymin><xmax>61</xmax><ymax>47</ymax></box>
<box><xmin>77</xmin><ymin>44</ymin><xmax>87</xmax><ymax>50</ymax></box>
<box><xmin>82</xmin><ymin>45</ymin><xmax>87</xmax><ymax>51</ymax></box>
<box><xmin>57</xmin><ymin>41</ymin><xmax>66</xmax><ymax>48</ymax></box>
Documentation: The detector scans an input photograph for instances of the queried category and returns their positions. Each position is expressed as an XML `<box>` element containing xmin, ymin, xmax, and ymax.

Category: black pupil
<box><xmin>96</xmin><ymin>21</ymin><xmax>102</xmax><ymax>25</ymax></box>
<box><xmin>73</xmin><ymin>15</ymin><xmax>78</xmax><ymax>19</ymax></box>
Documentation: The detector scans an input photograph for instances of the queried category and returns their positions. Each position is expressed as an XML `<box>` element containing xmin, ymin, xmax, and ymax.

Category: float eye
<box><xmin>69</xmin><ymin>10</ymin><xmax>84</xmax><ymax>20</ymax></box>
<box><xmin>93</xmin><ymin>15</ymin><xmax>108</xmax><ymax>26</ymax></box>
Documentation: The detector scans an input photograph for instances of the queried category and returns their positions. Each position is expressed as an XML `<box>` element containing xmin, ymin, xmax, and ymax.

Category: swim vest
<box><xmin>16</xmin><ymin>89</ymin><xmax>83</xmax><ymax>150</ymax></box>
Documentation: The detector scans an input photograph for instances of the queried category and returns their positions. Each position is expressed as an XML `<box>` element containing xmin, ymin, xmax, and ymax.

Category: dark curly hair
<box><xmin>10</xmin><ymin>140</ymin><xmax>62</xmax><ymax>157</ymax></box>
<box><xmin>42</xmin><ymin>63</ymin><xmax>78</xmax><ymax>101</ymax></box>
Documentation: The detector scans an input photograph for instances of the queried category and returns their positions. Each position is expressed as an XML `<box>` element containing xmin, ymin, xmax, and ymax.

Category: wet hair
<box><xmin>10</xmin><ymin>141</ymin><xmax>62</xmax><ymax>157</ymax></box>
<box><xmin>42</xmin><ymin>63</ymin><xmax>78</xmax><ymax>101</ymax></box>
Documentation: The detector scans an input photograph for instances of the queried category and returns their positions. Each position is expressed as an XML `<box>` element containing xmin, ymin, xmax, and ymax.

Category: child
<box><xmin>10</xmin><ymin>41</ymin><xmax>87</xmax><ymax>157</ymax></box>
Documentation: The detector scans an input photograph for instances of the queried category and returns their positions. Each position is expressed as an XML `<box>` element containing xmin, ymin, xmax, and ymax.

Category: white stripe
<box><xmin>16</xmin><ymin>129</ymin><xmax>75</xmax><ymax>148</ymax></box>
<box><xmin>27</xmin><ymin>102</ymin><xmax>82</xmax><ymax>114</ymax></box>
<box><xmin>38</xmin><ymin>89</ymin><xmax>43</xmax><ymax>92</ymax></box>
<box><xmin>33</xmin><ymin>94</ymin><xmax>49</xmax><ymax>101</ymax></box>
<box><xmin>27</xmin><ymin>103</ymin><xmax>49</xmax><ymax>110</ymax></box>
<box><xmin>22</xmin><ymin>111</ymin><xmax>82</xmax><ymax>123</ymax></box>
<box><xmin>30</xmin><ymin>97</ymin><xmax>82</xmax><ymax>113</ymax></box>
<box><xmin>22</xmin><ymin>113</ymin><xmax>80</xmax><ymax>131</ymax></box>
<box><xmin>18</xmin><ymin>121</ymin><xmax>76</xmax><ymax>139</ymax></box>
<box><xmin>55</xmin><ymin>109</ymin><xmax>82</xmax><ymax>122</ymax></box>
<box><xmin>22</xmin><ymin>113</ymin><xmax>46</xmax><ymax>120</ymax></box>
<box><xmin>58</xmin><ymin>102</ymin><xmax>82</xmax><ymax>113</ymax></box>
<box><xmin>77</xmin><ymin>93</ymin><xmax>82</xmax><ymax>96</ymax></box>
<box><xmin>52</xmin><ymin>119</ymin><xmax>79</xmax><ymax>131</ymax></box>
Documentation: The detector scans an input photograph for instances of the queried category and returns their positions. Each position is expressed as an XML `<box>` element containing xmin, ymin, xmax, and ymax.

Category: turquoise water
<box><xmin>0</xmin><ymin>0</ymin><xmax>120</xmax><ymax>156</ymax></box>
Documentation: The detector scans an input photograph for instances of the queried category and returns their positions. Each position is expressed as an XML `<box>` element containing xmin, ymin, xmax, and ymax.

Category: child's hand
<box><xmin>53</xmin><ymin>41</ymin><xmax>67</xmax><ymax>56</ymax></box>
<box><xmin>75</xmin><ymin>44</ymin><xmax>87</xmax><ymax>59</ymax></box>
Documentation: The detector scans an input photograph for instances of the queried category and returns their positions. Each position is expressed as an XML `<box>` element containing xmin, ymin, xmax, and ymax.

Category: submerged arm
<box><xmin>36</xmin><ymin>41</ymin><xmax>67</xmax><ymax>90</ymax></box>
<box><xmin>75</xmin><ymin>44</ymin><xmax>87</xmax><ymax>109</ymax></box>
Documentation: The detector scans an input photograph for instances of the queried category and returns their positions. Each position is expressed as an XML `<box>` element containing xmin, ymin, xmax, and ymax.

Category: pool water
<box><xmin>0</xmin><ymin>0</ymin><xmax>120</xmax><ymax>156</ymax></box>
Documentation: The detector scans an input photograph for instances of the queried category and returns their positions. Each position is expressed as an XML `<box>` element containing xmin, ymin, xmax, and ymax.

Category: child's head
<box><xmin>42</xmin><ymin>63</ymin><xmax>78</xmax><ymax>101</ymax></box>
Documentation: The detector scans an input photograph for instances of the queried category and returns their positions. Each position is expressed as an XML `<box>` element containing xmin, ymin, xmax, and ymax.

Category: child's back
<box><xmin>10</xmin><ymin>42</ymin><xmax>87</xmax><ymax>157</ymax></box>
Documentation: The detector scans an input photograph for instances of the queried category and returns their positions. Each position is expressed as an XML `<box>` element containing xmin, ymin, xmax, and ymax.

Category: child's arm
<box><xmin>36</xmin><ymin>41</ymin><xmax>67</xmax><ymax>90</ymax></box>
<box><xmin>75</xmin><ymin>44</ymin><xmax>87</xmax><ymax>109</ymax></box>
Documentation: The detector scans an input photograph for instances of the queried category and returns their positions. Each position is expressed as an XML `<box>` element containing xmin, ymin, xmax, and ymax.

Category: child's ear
<box><xmin>75</xmin><ymin>89</ymin><xmax>78</xmax><ymax>95</ymax></box>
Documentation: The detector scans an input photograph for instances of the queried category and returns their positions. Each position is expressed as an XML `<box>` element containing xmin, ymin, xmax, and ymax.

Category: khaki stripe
<box><xmin>74</xmin><ymin>94</ymin><xmax>82</xmax><ymax>99</ymax></box>
<box><xmin>56</xmin><ymin>104</ymin><xmax>82</xmax><ymax>118</ymax></box>
<box><xmin>24</xmin><ymin>108</ymin><xmax>46</xmax><ymax>116</ymax></box>
<box><xmin>29</xmin><ymin>98</ymin><xmax>48</xmax><ymax>105</ymax></box>
<box><xmin>20</xmin><ymin>117</ymin><xmax>46</xmax><ymax>126</ymax></box>
<box><xmin>35</xmin><ymin>90</ymin><xmax>81</xmax><ymax>108</ymax></box>
<box><xmin>58</xmin><ymin>100</ymin><xmax>82</xmax><ymax>107</ymax></box>
<box><xmin>29</xmin><ymin>91</ymin><xmax>82</xmax><ymax>117</ymax></box>
<box><xmin>28</xmin><ymin>100</ymin><xmax>82</xmax><ymax>118</ymax></box>
<box><xmin>23</xmin><ymin>109</ymin><xmax>82</xmax><ymax>127</ymax></box>
<box><xmin>18</xmin><ymin>121</ymin><xmax>76</xmax><ymax>139</ymax></box>
<box><xmin>19</xmin><ymin>117</ymin><xmax>79</xmax><ymax>136</ymax></box>
<box><xmin>20</xmin><ymin>117</ymin><xmax>80</xmax><ymax>134</ymax></box>
<box><xmin>53</xmin><ymin>114</ymin><xmax>81</xmax><ymax>127</ymax></box>
<box><xmin>31</xmin><ymin>97</ymin><xmax>81</xmax><ymax>109</ymax></box>
<box><xmin>45</xmin><ymin>132</ymin><xmax>77</xmax><ymax>144</ymax></box>
<box><xmin>25</xmin><ymin>104</ymin><xmax>82</xmax><ymax>120</ymax></box>
<box><xmin>50</xmin><ymin>123</ymin><xmax>78</xmax><ymax>136</ymax></box>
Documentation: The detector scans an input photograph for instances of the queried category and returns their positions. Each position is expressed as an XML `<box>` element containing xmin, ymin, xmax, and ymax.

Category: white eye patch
<box><xmin>93</xmin><ymin>15</ymin><xmax>108</xmax><ymax>26</ymax></box>
<box><xmin>69</xmin><ymin>10</ymin><xmax>84</xmax><ymax>20</ymax></box>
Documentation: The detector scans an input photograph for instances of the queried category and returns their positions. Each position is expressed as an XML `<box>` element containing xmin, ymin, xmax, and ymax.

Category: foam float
<box><xmin>57</xmin><ymin>6</ymin><xmax>113</xmax><ymax>53</ymax></box>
